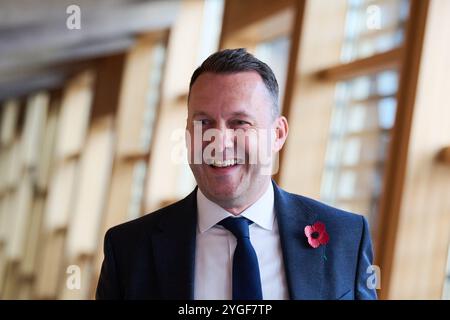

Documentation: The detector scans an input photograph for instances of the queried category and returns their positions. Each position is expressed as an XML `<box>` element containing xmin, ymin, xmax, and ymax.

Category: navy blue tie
<box><xmin>219</xmin><ymin>217</ymin><xmax>263</xmax><ymax>300</ymax></box>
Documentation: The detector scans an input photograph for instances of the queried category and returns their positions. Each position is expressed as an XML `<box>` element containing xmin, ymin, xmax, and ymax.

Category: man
<box><xmin>96</xmin><ymin>48</ymin><xmax>377</xmax><ymax>300</ymax></box>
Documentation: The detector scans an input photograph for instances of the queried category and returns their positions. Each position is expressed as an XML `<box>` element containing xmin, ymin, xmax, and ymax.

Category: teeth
<box><xmin>209</xmin><ymin>159</ymin><xmax>238</xmax><ymax>167</ymax></box>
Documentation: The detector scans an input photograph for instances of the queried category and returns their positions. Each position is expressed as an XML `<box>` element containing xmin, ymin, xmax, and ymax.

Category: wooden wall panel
<box><xmin>36</xmin><ymin>100</ymin><xmax>60</xmax><ymax>192</ymax></box>
<box><xmin>66</xmin><ymin>117</ymin><xmax>114</xmax><ymax>259</ymax></box>
<box><xmin>161</xmin><ymin>0</ymin><xmax>205</xmax><ymax>102</ymax></box>
<box><xmin>44</xmin><ymin>160</ymin><xmax>78</xmax><ymax>231</ymax></box>
<box><xmin>20</xmin><ymin>197</ymin><xmax>45</xmax><ymax>277</ymax></box>
<box><xmin>144</xmin><ymin>0</ymin><xmax>208</xmax><ymax>212</ymax></box>
<box><xmin>221</xmin><ymin>0</ymin><xmax>294</xmax><ymax>38</ymax></box>
<box><xmin>0</xmin><ymin>243</ymin><xmax>6</xmax><ymax>297</ymax></box>
<box><xmin>0</xmin><ymin>99</ymin><xmax>20</xmax><ymax>146</ymax></box>
<box><xmin>116</xmin><ymin>37</ymin><xmax>164</xmax><ymax>156</ymax></box>
<box><xmin>55</xmin><ymin>71</ymin><xmax>95</xmax><ymax>160</ymax></box>
<box><xmin>21</xmin><ymin>92</ymin><xmax>49</xmax><ymax>168</ymax></box>
<box><xmin>7</xmin><ymin>173</ymin><xmax>33</xmax><ymax>261</ymax></box>
<box><xmin>388</xmin><ymin>0</ymin><xmax>450</xmax><ymax>299</ymax></box>
<box><xmin>90</xmin><ymin>54</ymin><xmax>125</xmax><ymax>120</ymax></box>
<box><xmin>34</xmin><ymin>231</ymin><xmax>66</xmax><ymax>299</ymax></box>
<box><xmin>279</xmin><ymin>0</ymin><xmax>348</xmax><ymax>198</ymax></box>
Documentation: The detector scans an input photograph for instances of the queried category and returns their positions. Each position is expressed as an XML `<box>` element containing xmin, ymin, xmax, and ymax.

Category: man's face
<box><xmin>186</xmin><ymin>71</ymin><xmax>286</xmax><ymax>212</ymax></box>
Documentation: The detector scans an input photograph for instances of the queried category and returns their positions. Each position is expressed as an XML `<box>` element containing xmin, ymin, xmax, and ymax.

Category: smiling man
<box><xmin>96</xmin><ymin>48</ymin><xmax>377</xmax><ymax>300</ymax></box>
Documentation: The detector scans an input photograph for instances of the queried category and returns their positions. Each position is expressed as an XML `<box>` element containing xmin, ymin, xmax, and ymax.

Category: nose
<box><xmin>214</xmin><ymin>124</ymin><xmax>234</xmax><ymax>156</ymax></box>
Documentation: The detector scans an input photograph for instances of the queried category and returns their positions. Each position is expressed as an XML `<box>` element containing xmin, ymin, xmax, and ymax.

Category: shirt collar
<box><xmin>196</xmin><ymin>182</ymin><xmax>275</xmax><ymax>233</ymax></box>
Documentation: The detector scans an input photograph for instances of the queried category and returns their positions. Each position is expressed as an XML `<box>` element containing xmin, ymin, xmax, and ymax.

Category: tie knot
<box><xmin>219</xmin><ymin>217</ymin><xmax>252</xmax><ymax>239</ymax></box>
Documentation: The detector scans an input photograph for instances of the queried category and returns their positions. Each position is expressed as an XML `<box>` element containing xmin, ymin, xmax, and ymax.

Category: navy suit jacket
<box><xmin>96</xmin><ymin>181</ymin><xmax>377</xmax><ymax>300</ymax></box>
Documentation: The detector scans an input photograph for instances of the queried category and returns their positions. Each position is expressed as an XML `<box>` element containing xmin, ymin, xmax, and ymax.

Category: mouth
<box><xmin>205</xmin><ymin>159</ymin><xmax>243</xmax><ymax>173</ymax></box>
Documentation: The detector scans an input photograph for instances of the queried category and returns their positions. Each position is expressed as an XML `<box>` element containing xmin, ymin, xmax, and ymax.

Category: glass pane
<box><xmin>342</xmin><ymin>0</ymin><xmax>410</xmax><ymax>62</ymax></box>
<box><xmin>254</xmin><ymin>36</ymin><xmax>291</xmax><ymax>111</ymax></box>
<box><xmin>197</xmin><ymin>0</ymin><xmax>225</xmax><ymax>64</ymax></box>
<box><xmin>378</xmin><ymin>97</ymin><xmax>397</xmax><ymax>129</ymax></box>
<box><xmin>321</xmin><ymin>69</ymin><xmax>400</xmax><ymax>226</ymax></box>
<box><xmin>377</xmin><ymin>70</ymin><xmax>399</xmax><ymax>95</ymax></box>
<box><xmin>142</xmin><ymin>43</ymin><xmax>166</xmax><ymax>152</ymax></box>
<box><xmin>116</xmin><ymin>41</ymin><xmax>166</xmax><ymax>156</ymax></box>
<box><xmin>444</xmin><ymin>247</ymin><xmax>450</xmax><ymax>299</ymax></box>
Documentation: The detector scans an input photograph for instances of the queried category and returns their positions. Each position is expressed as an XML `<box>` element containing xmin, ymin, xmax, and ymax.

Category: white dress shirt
<box><xmin>194</xmin><ymin>183</ymin><xmax>289</xmax><ymax>300</ymax></box>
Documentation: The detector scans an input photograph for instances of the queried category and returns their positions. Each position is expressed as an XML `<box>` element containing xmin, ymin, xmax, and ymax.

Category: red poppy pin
<box><xmin>304</xmin><ymin>221</ymin><xmax>329</xmax><ymax>249</ymax></box>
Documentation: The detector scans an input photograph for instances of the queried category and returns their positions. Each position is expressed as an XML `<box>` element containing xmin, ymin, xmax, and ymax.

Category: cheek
<box><xmin>238</xmin><ymin>129</ymin><xmax>259</xmax><ymax>151</ymax></box>
<box><xmin>246</xmin><ymin>136</ymin><xmax>259</xmax><ymax>152</ymax></box>
<box><xmin>251</xmin><ymin>131</ymin><xmax>272</xmax><ymax>153</ymax></box>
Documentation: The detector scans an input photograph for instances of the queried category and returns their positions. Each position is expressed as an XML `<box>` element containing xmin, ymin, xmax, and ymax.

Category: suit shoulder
<box><xmin>282</xmin><ymin>189</ymin><xmax>365</xmax><ymax>226</ymax></box>
<box><xmin>104</xmin><ymin>196</ymin><xmax>190</xmax><ymax>242</ymax></box>
<box><xmin>280</xmin><ymin>189</ymin><xmax>369</xmax><ymax>250</ymax></box>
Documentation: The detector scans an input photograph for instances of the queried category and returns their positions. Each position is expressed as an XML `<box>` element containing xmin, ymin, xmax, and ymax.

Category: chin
<box><xmin>207</xmin><ymin>184</ymin><xmax>238</xmax><ymax>200</ymax></box>
<box><xmin>211</xmin><ymin>179</ymin><xmax>247</xmax><ymax>201</ymax></box>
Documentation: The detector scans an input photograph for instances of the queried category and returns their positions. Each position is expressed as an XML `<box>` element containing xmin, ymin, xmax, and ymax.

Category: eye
<box><xmin>194</xmin><ymin>119</ymin><xmax>211</xmax><ymax>126</ymax></box>
<box><xmin>231</xmin><ymin>119</ymin><xmax>251</xmax><ymax>127</ymax></box>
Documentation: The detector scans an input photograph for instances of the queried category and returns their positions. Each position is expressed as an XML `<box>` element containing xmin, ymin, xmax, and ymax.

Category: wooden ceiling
<box><xmin>0</xmin><ymin>0</ymin><xmax>180</xmax><ymax>101</ymax></box>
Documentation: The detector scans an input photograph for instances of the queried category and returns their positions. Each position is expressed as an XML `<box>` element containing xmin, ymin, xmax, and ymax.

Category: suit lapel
<box><xmin>150</xmin><ymin>182</ymin><xmax>326</xmax><ymax>300</ymax></box>
<box><xmin>151</xmin><ymin>188</ymin><xmax>197</xmax><ymax>299</ymax></box>
<box><xmin>273</xmin><ymin>181</ymin><xmax>325</xmax><ymax>300</ymax></box>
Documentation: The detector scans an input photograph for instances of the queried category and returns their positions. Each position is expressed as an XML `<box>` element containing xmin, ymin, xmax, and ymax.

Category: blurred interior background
<box><xmin>0</xmin><ymin>0</ymin><xmax>449</xmax><ymax>300</ymax></box>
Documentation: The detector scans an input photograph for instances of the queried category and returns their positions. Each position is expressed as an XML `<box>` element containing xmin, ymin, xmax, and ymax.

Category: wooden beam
<box><xmin>273</xmin><ymin>0</ymin><xmax>305</xmax><ymax>184</ymax></box>
<box><xmin>90</xmin><ymin>53</ymin><xmax>126</xmax><ymax>121</ymax></box>
<box><xmin>221</xmin><ymin>0</ymin><xmax>294</xmax><ymax>40</ymax></box>
<box><xmin>278</xmin><ymin>0</ymin><xmax>348</xmax><ymax>196</ymax></box>
<box><xmin>375</xmin><ymin>0</ymin><xmax>430</xmax><ymax>300</ymax></box>
<box><xmin>315</xmin><ymin>48</ymin><xmax>403</xmax><ymax>82</ymax></box>
<box><xmin>437</xmin><ymin>146</ymin><xmax>450</xmax><ymax>164</ymax></box>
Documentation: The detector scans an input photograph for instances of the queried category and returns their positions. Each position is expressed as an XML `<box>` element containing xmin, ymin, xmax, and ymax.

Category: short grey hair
<box><xmin>189</xmin><ymin>48</ymin><xmax>280</xmax><ymax>119</ymax></box>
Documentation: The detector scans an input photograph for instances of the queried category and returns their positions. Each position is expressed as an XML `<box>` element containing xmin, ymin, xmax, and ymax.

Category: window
<box><xmin>321</xmin><ymin>69</ymin><xmax>399</xmax><ymax>228</ymax></box>
<box><xmin>342</xmin><ymin>0</ymin><xmax>410</xmax><ymax>62</ymax></box>
<box><xmin>220</xmin><ymin>1</ymin><xmax>295</xmax><ymax>114</ymax></box>
<box><xmin>254</xmin><ymin>35</ymin><xmax>291</xmax><ymax>110</ymax></box>
<box><xmin>116</xmin><ymin>41</ymin><xmax>166</xmax><ymax>156</ymax></box>
<box><xmin>444</xmin><ymin>247</ymin><xmax>450</xmax><ymax>299</ymax></box>
<box><xmin>320</xmin><ymin>0</ymin><xmax>409</xmax><ymax>235</ymax></box>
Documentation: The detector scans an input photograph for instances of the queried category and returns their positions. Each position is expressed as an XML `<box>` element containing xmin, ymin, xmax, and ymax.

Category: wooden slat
<box><xmin>343</xmin><ymin>128</ymin><xmax>391</xmax><ymax>139</ymax></box>
<box><xmin>220</xmin><ymin>0</ymin><xmax>294</xmax><ymax>41</ymax></box>
<box><xmin>375</xmin><ymin>0</ymin><xmax>431</xmax><ymax>299</ymax></box>
<box><xmin>350</xmin><ymin>22</ymin><xmax>407</xmax><ymax>41</ymax></box>
<box><xmin>279</xmin><ymin>0</ymin><xmax>348</xmax><ymax>197</ymax></box>
<box><xmin>316</xmin><ymin>48</ymin><xmax>403</xmax><ymax>81</ymax></box>
<box><xmin>437</xmin><ymin>146</ymin><xmax>450</xmax><ymax>165</ymax></box>
<box><xmin>273</xmin><ymin>0</ymin><xmax>305</xmax><ymax>183</ymax></box>
<box><xmin>89</xmin><ymin>53</ymin><xmax>126</xmax><ymax>120</ymax></box>
<box><xmin>144</xmin><ymin>0</ymin><xmax>209</xmax><ymax>212</ymax></box>
<box><xmin>330</xmin><ymin>160</ymin><xmax>385</xmax><ymax>172</ymax></box>
<box><xmin>346</xmin><ymin>93</ymin><xmax>397</xmax><ymax>105</ymax></box>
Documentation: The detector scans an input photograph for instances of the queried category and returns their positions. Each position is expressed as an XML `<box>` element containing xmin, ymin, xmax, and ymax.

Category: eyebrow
<box><xmin>191</xmin><ymin>110</ymin><xmax>256</xmax><ymax>121</ymax></box>
<box><xmin>228</xmin><ymin>111</ymin><xmax>255</xmax><ymax>120</ymax></box>
<box><xmin>192</xmin><ymin>111</ymin><xmax>211</xmax><ymax>118</ymax></box>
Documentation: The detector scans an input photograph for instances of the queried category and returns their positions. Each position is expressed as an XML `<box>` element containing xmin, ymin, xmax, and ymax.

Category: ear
<box><xmin>273</xmin><ymin>116</ymin><xmax>289</xmax><ymax>153</ymax></box>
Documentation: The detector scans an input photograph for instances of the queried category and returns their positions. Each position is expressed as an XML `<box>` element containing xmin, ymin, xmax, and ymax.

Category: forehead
<box><xmin>188</xmin><ymin>71</ymin><xmax>271</xmax><ymax>115</ymax></box>
<box><xmin>192</xmin><ymin>71</ymin><xmax>264</xmax><ymax>91</ymax></box>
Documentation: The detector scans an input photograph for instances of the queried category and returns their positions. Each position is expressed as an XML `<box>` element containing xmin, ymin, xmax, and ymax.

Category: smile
<box><xmin>206</xmin><ymin>159</ymin><xmax>242</xmax><ymax>168</ymax></box>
